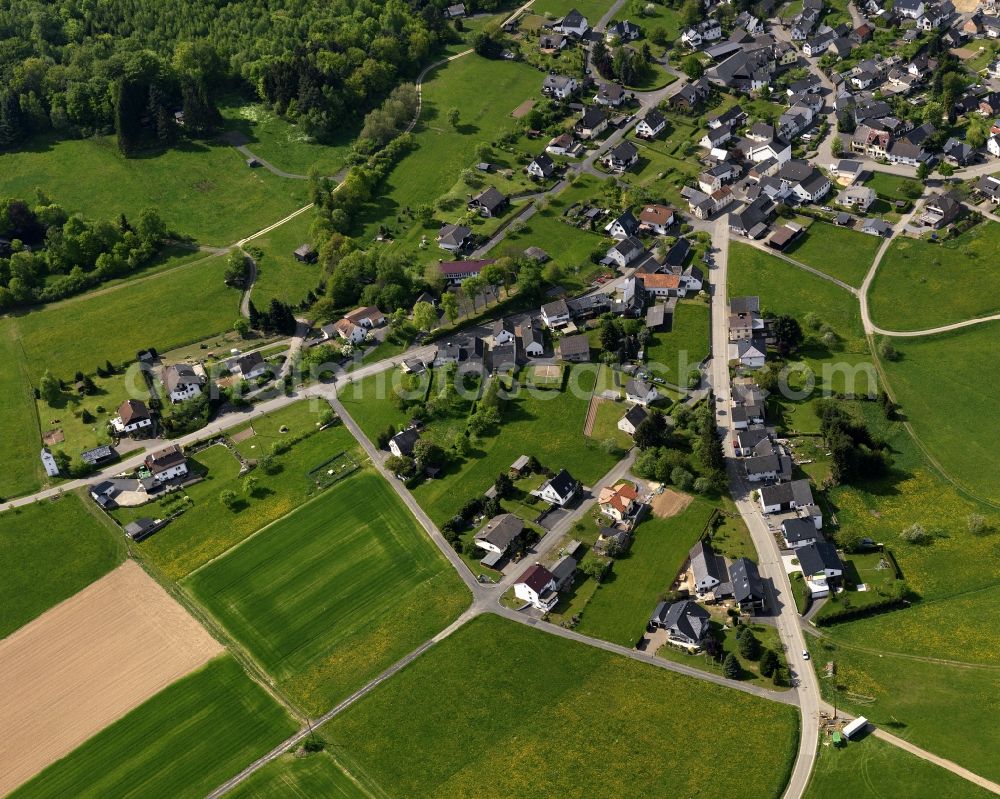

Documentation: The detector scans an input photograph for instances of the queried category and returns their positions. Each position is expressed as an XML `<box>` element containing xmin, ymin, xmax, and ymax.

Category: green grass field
<box><xmin>340</xmin><ymin>365</ymin><xmax>619</xmax><ymax>524</ymax></box>
<box><xmin>806</xmin><ymin>734</ymin><xmax>994</xmax><ymax>799</ymax></box>
<box><xmin>0</xmin><ymin>318</ymin><xmax>44</xmax><ymax>497</ymax></box>
<box><xmin>0</xmin><ymin>135</ymin><xmax>309</xmax><ymax>246</ymax></box>
<box><xmin>185</xmin><ymin>470</ymin><xmax>470</xmax><ymax>715</ymax></box>
<box><xmin>130</xmin><ymin>415</ymin><xmax>359</xmax><ymax>580</ymax></box>
<box><xmin>228</xmin><ymin>752</ymin><xmax>365</xmax><ymax>799</ymax></box>
<box><xmin>319</xmin><ymin>614</ymin><xmax>799</xmax><ymax>798</ymax></box>
<box><xmin>243</xmin><ymin>210</ymin><xmax>323</xmax><ymax>308</ymax></box>
<box><xmin>588</xmin><ymin>397</ymin><xmax>633</xmax><ymax>450</ymax></box>
<box><xmin>13</xmin><ymin>253</ymin><xmax>240</xmax><ymax>375</ymax></box>
<box><xmin>868</xmin><ymin>222</ymin><xmax>1000</xmax><ymax>331</ymax></box>
<box><xmin>11</xmin><ymin>656</ymin><xmax>298</xmax><ymax>799</ymax></box>
<box><xmin>784</xmin><ymin>220</ymin><xmax>881</xmax><ymax>288</ymax></box>
<box><xmin>645</xmin><ymin>299</ymin><xmax>710</xmax><ymax>382</ymax></box>
<box><xmin>356</xmin><ymin>55</ymin><xmax>542</xmax><ymax>237</ymax></box>
<box><xmin>219</xmin><ymin>99</ymin><xmax>354</xmax><ymax>177</ymax></box>
<box><xmin>878</xmin><ymin>323</ymin><xmax>1000</xmax><ymax>505</ymax></box>
<box><xmin>0</xmin><ymin>491</ymin><xmax>124</xmax><ymax>637</ymax></box>
<box><xmin>575</xmin><ymin>495</ymin><xmax>717</xmax><ymax>647</ymax></box>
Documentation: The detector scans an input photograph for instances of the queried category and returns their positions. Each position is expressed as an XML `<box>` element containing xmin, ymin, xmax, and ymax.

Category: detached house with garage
<box><xmin>514</xmin><ymin>564</ymin><xmax>559</xmax><ymax>610</ymax></box>
<box><xmin>602</xmin><ymin>140</ymin><xmax>639</xmax><ymax>173</ymax></box>
<box><xmin>759</xmin><ymin>479</ymin><xmax>815</xmax><ymax>515</ymax></box>
<box><xmin>474</xmin><ymin>513</ymin><xmax>524</xmax><ymax>566</ymax></box>
<box><xmin>576</xmin><ymin>107</ymin><xmax>609</xmax><ymax>140</ymax></box>
<box><xmin>437</xmin><ymin>223</ymin><xmax>471</xmax><ymax>252</ymax></box>
<box><xmin>797</xmin><ymin>541</ymin><xmax>844</xmax><ymax>595</ymax></box>
<box><xmin>781</xmin><ymin>518</ymin><xmax>825</xmax><ymax>549</ymax></box>
<box><xmin>527</xmin><ymin>153</ymin><xmax>555</xmax><ymax>179</ymax></box>
<box><xmin>389</xmin><ymin>427</ymin><xmax>420</xmax><ymax>458</ymax></box>
<box><xmin>605</xmin><ymin>209</ymin><xmax>640</xmax><ymax>240</ymax></box>
<box><xmin>541</xmin><ymin>298</ymin><xmax>571</xmax><ymax>328</ymax></box>
<box><xmin>730</xmin><ymin>557</ymin><xmax>767</xmax><ymax>613</ymax></box>
<box><xmin>636</xmin><ymin>109</ymin><xmax>666</xmax><ymax>139</ymax></box>
<box><xmin>538</xmin><ymin>468</ymin><xmax>580</xmax><ymax>506</ymax></box>
<box><xmin>542</xmin><ymin>74</ymin><xmax>579</xmax><ymax>100</ymax></box>
<box><xmin>163</xmin><ymin>364</ymin><xmax>204</xmax><ymax>404</ymax></box>
<box><xmin>468</xmin><ymin>186</ymin><xmax>509</xmax><ymax>218</ymax></box>
<box><xmin>554</xmin><ymin>8</ymin><xmax>589</xmax><ymax>36</ymax></box>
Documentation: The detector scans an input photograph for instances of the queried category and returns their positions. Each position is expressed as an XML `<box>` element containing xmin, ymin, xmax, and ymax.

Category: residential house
<box><xmin>648</xmin><ymin>600</ymin><xmax>712</xmax><ymax>647</ymax></box>
<box><xmin>606</xmin><ymin>235</ymin><xmax>644</xmax><ymax>268</ymax></box>
<box><xmin>345</xmin><ymin>306</ymin><xmax>385</xmax><ymax>328</ymax></box>
<box><xmin>599</xmin><ymin>482</ymin><xmax>641</xmax><ymax>522</ymax></box>
<box><xmin>732</xmin><ymin>337</ymin><xmax>767</xmax><ymax>368</ymax></box>
<box><xmin>40</xmin><ymin>447</ymin><xmax>59</xmax><ymax>478</ymax></box>
<box><xmin>541</xmin><ymin>298</ymin><xmax>571</xmax><ymax>328</ymax></box>
<box><xmin>990</xmin><ymin>132</ymin><xmax>1000</xmax><ymax>158</ymax></box>
<box><xmin>546</xmin><ymin>133</ymin><xmax>575</xmax><ymax>155</ymax></box>
<box><xmin>550</xmin><ymin>554</ymin><xmax>578</xmax><ymax>591</ymax></box>
<box><xmin>730</xmin><ymin>557</ymin><xmax>767</xmax><ymax>613</ymax></box>
<box><xmin>526</xmin><ymin>153</ymin><xmax>555</xmax><ymax>179</ymax></box>
<box><xmin>389</xmin><ymin>427</ymin><xmax>420</xmax><ymax>458</ymax></box>
<box><xmin>474</xmin><ymin>513</ymin><xmax>524</xmax><ymax>561</ymax></box>
<box><xmin>81</xmin><ymin>445</ymin><xmax>116</xmax><ymax>467</ymax></box>
<box><xmin>671</xmin><ymin>78</ymin><xmax>711</xmax><ymax>111</ymax></box>
<box><xmin>236</xmin><ymin>351</ymin><xmax>267</xmax><ymax>380</ymax></box>
<box><xmin>575</xmin><ymin>107</ymin><xmax>608</xmax><ymax>139</ymax></box>
<box><xmin>594</xmin><ymin>527</ymin><xmax>632</xmax><ymax>556</ymax></box>
<box><xmin>112</xmin><ymin>399</ymin><xmax>152</xmax><ymax>435</ymax></box>
<box><xmin>514</xmin><ymin>564</ymin><xmax>559</xmax><ymax>610</ymax></box>
<box><xmin>323</xmin><ymin>318</ymin><xmax>366</xmax><ymax>344</ymax></box>
<box><xmin>618</xmin><ymin>404</ymin><xmax>648</xmax><ymax>436</ymax></box>
<box><xmin>860</xmin><ymin>217</ymin><xmax>892</xmax><ymax>237</ymax></box>
<box><xmin>689</xmin><ymin>539</ymin><xmax>729</xmax><ymax>596</ymax></box>
<box><xmin>637</xmin><ymin>204</ymin><xmax>675</xmax><ymax>234</ymax></box>
<box><xmin>468</xmin><ymin>186</ymin><xmax>509</xmax><ymax>218</ymax></box>
<box><xmin>433</xmin><ymin>336</ymin><xmax>485</xmax><ymax>368</ymax></box>
<box><xmin>439</xmin><ymin>257</ymin><xmax>492</xmax><ymax>284</ymax></box>
<box><xmin>894</xmin><ymin>0</ymin><xmax>925</xmax><ymax>18</ymax></box>
<box><xmin>729</xmin><ymin>296</ymin><xmax>763</xmax><ymax>341</ymax></box>
<box><xmin>700</xmin><ymin>122</ymin><xmax>734</xmax><ymax>150</ymax></box>
<box><xmin>437</xmin><ymin>223</ymin><xmax>472</xmax><ymax>252</ymax></box>
<box><xmin>728</xmin><ymin>196</ymin><xmax>774</xmax><ymax>238</ymax></box>
<box><xmin>144</xmin><ymin>444</ymin><xmax>188</xmax><ymax>484</ymax></box>
<box><xmin>539</xmin><ymin>32</ymin><xmax>568</xmax><ymax>52</ymax></box>
<box><xmin>942</xmin><ymin>137</ymin><xmax>974</xmax><ymax>166</ymax></box>
<box><xmin>163</xmin><ymin>363</ymin><xmax>204</xmax><ymax>404</ymax></box>
<box><xmin>837</xmin><ymin>184</ymin><xmax>876</xmax><ymax>211</ymax></box>
<box><xmin>735</xmin><ymin>10</ymin><xmax>764</xmax><ymax>33</ymax></box>
<box><xmin>759</xmin><ymin>479</ymin><xmax>815</xmax><ymax>514</ymax></box>
<box><xmin>797</xmin><ymin>541</ymin><xmax>844</xmax><ymax>587</ymax></box>
<box><xmin>557</xmin><ymin>333</ymin><xmax>591</xmax><ymax>362</ymax></box>
<box><xmin>492</xmin><ymin>318</ymin><xmax>516</xmax><ymax>346</ymax></box>
<box><xmin>919</xmin><ymin>192</ymin><xmax>962</xmax><ymax>229</ymax></box>
<box><xmin>539</xmin><ymin>468</ymin><xmax>580</xmax><ymax>506</ymax></box>
<box><xmin>699</xmin><ymin>162</ymin><xmax>739</xmax><ymax>193</ymax></box>
<box><xmin>781</xmin><ymin>518</ymin><xmax>825</xmax><ymax>549</ymax></box>
<box><xmin>733</xmin><ymin>425</ymin><xmax>771</xmax><ymax>457</ymax></box>
<box><xmin>595</xmin><ymin>83</ymin><xmax>626</xmax><ymax>107</ymax></box>
<box><xmin>681</xmin><ymin>18</ymin><xmax>722</xmax><ymax>47</ymax></box>
<box><xmin>605</xmin><ymin>209</ymin><xmax>640</xmax><ymax>239</ymax></box>
<box><xmin>444</xmin><ymin>3</ymin><xmax>466</xmax><ymax>17</ymax></box>
<box><xmin>542</xmin><ymin>74</ymin><xmax>579</xmax><ymax>100</ymax></box>
<box><xmin>636</xmin><ymin>109</ymin><xmax>667</xmax><ymax>139</ymax></box>
<box><xmin>625</xmin><ymin>377</ymin><xmax>658</xmax><ymax>406</ymax></box>
<box><xmin>975</xmin><ymin>174</ymin><xmax>1000</xmax><ymax>203</ymax></box>
<box><xmin>605</xmin><ymin>19</ymin><xmax>641</xmax><ymax>41</ymax></box>
<box><xmin>554</xmin><ymin>8</ymin><xmax>589</xmax><ymax>36</ymax></box>
<box><xmin>602</xmin><ymin>140</ymin><xmax>639</xmax><ymax>173</ymax></box>
<box><xmin>519</xmin><ymin>319</ymin><xmax>545</xmax><ymax>357</ymax></box>
<box><xmin>779</xmin><ymin>160</ymin><xmax>830</xmax><ymax>203</ymax></box>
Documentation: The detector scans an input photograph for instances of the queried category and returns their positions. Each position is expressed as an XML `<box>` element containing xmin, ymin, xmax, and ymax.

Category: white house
<box><xmin>322</xmin><ymin>318</ymin><xmax>367</xmax><ymax>344</ymax></box>
<box><xmin>514</xmin><ymin>564</ymin><xmax>559</xmax><ymax>610</ymax></box>
<box><xmin>598</xmin><ymin>482</ymin><xmax>640</xmax><ymax>523</ymax></box>
<box><xmin>625</xmin><ymin>377</ymin><xmax>658</xmax><ymax>406</ymax></box>
<box><xmin>540</xmin><ymin>298</ymin><xmax>571</xmax><ymax>328</ymax></box>
<box><xmin>781</xmin><ymin>518</ymin><xmax>824</xmax><ymax>549</ymax></box>
<box><xmin>606</xmin><ymin>236</ymin><xmax>644</xmax><ymax>269</ymax></box>
<box><xmin>144</xmin><ymin>444</ymin><xmax>188</xmax><ymax>484</ymax></box>
<box><xmin>689</xmin><ymin>539</ymin><xmax>726</xmax><ymax>595</ymax></box>
<box><xmin>163</xmin><ymin>363</ymin><xmax>204</xmax><ymax>404</ymax></box>
<box><xmin>539</xmin><ymin>468</ymin><xmax>579</xmax><ymax>506</ymax></box>
<box><xmin>837</xmin><ymin>185</ymin><xmax>876</xmax><ymax>212</ymax></box>
<box><xmin>112</xmin><ymin>399</ymin><xmax>153</xmax><ymax>435</ymax></box>
<box><xmin>527</xmin><ymin>153</ymin><xmax>555</xmax><ymax>179</ymax></box>
<box><xmin>554</xmin><ymin>8</ymin><xmax>589</xmax><ymax>36</ymax></box>
<box><xmin>988</xmin><ymin>134</ymin><xmax>1000</xmax><ymax>158</ymax></box>
<box><xmin>492</xmin><ymin>318</ymin><xmax>516</xmax><ymax>346</ymax></box>
<box><xmin>759</xmin><ymin>479</ymin><xmax>814</xmax><ymax>515</ymax></box>
<box><xmin>520</xmin><ymin>321</ymin><xmax>545</xmax><ymax>356</ymax></box>
<box><xmin>636</xmin><ymin>109</ymin><xmax>666</xmax><ymax>139</ymax></box>
<box><xmin>731</xmin><ymin>338</ymin><xmax>766</xmax><ymax>368</ymax></box>
<box><xmin>389</xmin><ymin>427</ymin><xmax>420</xmax><ymax>458</ymax></box>
<box><xmin>605</xmin><ymin>209</ymin><xmax>639</xmax><ymax>240</ymax></box>
<box><xmin>474</xmin><ymin>513</ymin><xmax>523</xmax><ymax>557</ymax></box>
<box><xmin>797</xmin><ymin>541</ymin><xmax>844</xmax><ymax>594</ymax></box>
<box><xmin>637</xmin><ymin>204</ymin><xmax>675</xmax><ymax>235</ymax></box>
<box><xmin>541</xmin><ymin>74</ymin><xmax>579</xmax><ymax>100</ymax></box>
<box><xmin>40</xmin><ymin>447</ymin><xmax>60</xmax><ymax>477</ymax></box>
<box><xmin>236</xmin><ymin>351</ymin><xmax>268</xmax><ymax>380</ymax></box>
<box><xmin>618</xmin><ymin>404</ymin><xmax>648</xmax><ymax>435</ymax></box>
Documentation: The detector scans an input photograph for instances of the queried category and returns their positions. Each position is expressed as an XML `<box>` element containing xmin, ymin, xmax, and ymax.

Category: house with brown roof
<box><xmin>144</xmin><ymin>444</ymin><xmax>188</xmax><ymax>483</ymax></box>
<box><xmin>344</xmin><ymin>306</ymin><xmax>385</xmax><ymax>328</ymax></box>
<box><xmin>112</xmin><ymin>399</ymin><xmax>152</xmax><ymax>436</ymax></box>
<box><xmin>439</xmin><ymin>258</ymin><xmax>494</xmax><ymax>285</ymax></box>
<box><xmin>637</xmin><ymin>204</ymin><xmax>675</xmax><ymax>235</ymax></box>
<box><xmin>514</xmin><ymin>564</ymin><xmax>559</xmax><ymax>610</ymax></box>
<box><xmin>557</xmin><ymin>333</ymin><xmax>590</xmax><ymax>362</ymax></box>
<box><xmin>599</xmin><ymin>482</ymin><xmax>641</xmax><ymax>522</ymax></box>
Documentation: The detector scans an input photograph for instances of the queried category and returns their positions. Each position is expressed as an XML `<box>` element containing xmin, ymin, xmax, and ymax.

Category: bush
<box><xmin>900</xmin><ymin>523</ymin><xmax>931</xmax><ymax>544</ymax></box>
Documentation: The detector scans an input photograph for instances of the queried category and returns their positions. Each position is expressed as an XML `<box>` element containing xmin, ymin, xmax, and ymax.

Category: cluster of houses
<box><xmin>89</xmin><ymin>443</ymin><xmax>190</xmax><ymax>516</ymax></box>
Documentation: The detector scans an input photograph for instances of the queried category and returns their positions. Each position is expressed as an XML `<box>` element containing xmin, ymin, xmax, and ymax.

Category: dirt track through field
<box><xmin>583</xmin><ymin>395</ymin><xmax>601</xmax><ymax>437</ymax></box>
<box><xmin>0</xmin><ymin>560</ymin><xmax>222</xmax><ymax>795</ymax></box>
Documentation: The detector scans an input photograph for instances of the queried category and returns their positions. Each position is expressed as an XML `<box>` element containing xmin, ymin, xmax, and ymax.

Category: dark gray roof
<box><xmin>625</xmin><ymin>377</ymin><xmax>654</xmax><ymax>397</ymax></box>
<box><xmin>579</xmin><ymin>107</ymin><xmax>608</xmax><ymax>128</ymax></box>
<box><xmin>622</xmin><ymin>404</ymin><xmax>648</xmax><ymax>427</ymax></box>
<box><xmin>782</xmin><ymin>517</ymin><xmax>822</xmax><ymax>543</ymax></box>
<box><xmin>390</xmin><ymin>427</ymin><xmax>420</xmax><ymax>456</ymax></box>
<box><xmin>760</xmin><ymin>478</ymin><xmax>814</xmax><ymax>507</ymax></box>
<box><xmin>544</xmin><ymin>468</ymin><xmax>578</xmax><ymax>499</ymax></box>
<box><xmin>730</xmin><ymin>296</ymin><xmax>760</xmax><ymax>314</ymax></box>
<box><xmin>729</xmin><ymin>557</ymin><xmax>765</xmax><ymax>605</ymax></box>
<box><xmin>690</xmin><ymin>538</ymin><xmax>726</xmax><ymax>584</ymax></box>
<box><xmin>475</xmin><ymin>513</ymin><xmax>524</xmax><ymax>551</ymax></box>
<box><xmin>650</xmin><ymin>599</ymin><xmax>711</xmax><ymax>641</ymax></box>
<box><xmin>797</xmin><ymin>541</ymin><xmax>843</xmax><ymax>574</ymax></box>
<box><xmin>558</xmin><ymin>333</ymin><xmax>591</xmax><ymax>357</ymax></box>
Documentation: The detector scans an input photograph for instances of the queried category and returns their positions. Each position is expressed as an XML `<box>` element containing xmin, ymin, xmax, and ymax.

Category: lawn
<box><xmin>129</xmin><ymin>413</ymin><xmax>359</xmax><ymax>581</ymax></box>
<box><xmin>185</xmin><ymin>470</ymin><xmax>470</xmax><ymax>715</ymax></box>
<box><xmin>228</xmin><ymin>752</ymin><xmax>365</xmax><ymax>799</ymax></box>
<box><xmin>808</xmin><ymin>636</ymin><xmax>1000</xmax><ymax>783</ymax></box>
<box><xmin>35</xmin><ymin>371</ymin><xmax>131</xmax><ymax>459</ymax></box>
<box><xmin>219</xmin><ymin>99</ymin><xmax>353</xmax><ymax>177</ymax></box>
<box><xmin>13</xmin><ymin>253</ymin><xmax>240</xmax><ymax>376</ymax></box>
<box><xmin>0</xmin><ymin>135</ymin><xmax>309</xmax><ymax>246</ymax></box>
<box><xmin>0</xmin><ymin>318</ymin><xmax>44</xmax><ymax>498</ymax></box>
<box><xmin>806</xmin><ymin>734</ymin><xmax>994</xmax><ymax>799</ymax></box>
<box><xmin>355</xmin><ymin>55</ymin><xmax>543</xmax><ymax>238</ymax></box>
<box><xmin>531</xmin><ymin>0</ymin><xmax>617</xmax><ymax>22</ymax></box>
<box><xmin>588</xmin><ymin>397</ymin><xmax>633</xmax><ymax>450</ymax></box>
<box><xmin>575</xmin><ymin>495</ymin><xmax>718</xmax><ymax>647</ymax></box>
<box><xmin>878</xmin><ymin>322</ymin><xmax>1000</xmax><ymax>505</ymax></box>
<box><xmin>783</xmin><ymin>220</ymin><xmax>882</xmax><ymax>288</ymax></box>
<box><xmin>11</xmin><ymin>657</ymin><xmax>298</xmax><ymax>799</ymax></box>
<box><xmin>244</xmin><ymin>210</ymin><xmax>324</xmax><ymax>308</ymax></box>
<box><xmin>0</xmin><ymin>491</ymin><xmax>124</xmax><ymax>637</ymax></box>
<box><xmin>864</xmin><ymin>171</ymin><xmax>920</xmax><ymax>204</ymax></box>
<box><xmin>868</xmin><ymin>221</ymin><xmax>1000</xmax><ymax>331</ymax></box>
<box><xmin>644</xmin><ymin>298</ymin><xmax>710</xmax><ymax>383</ymax></box>
<box><xmin>320</xmin><ymin>614</ymin><xmax>799</xmax><ymax>797</ymax></box>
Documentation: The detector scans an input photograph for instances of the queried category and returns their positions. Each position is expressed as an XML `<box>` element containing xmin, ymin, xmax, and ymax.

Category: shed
<box><xmin>294</xmin><ymin>244</ymin><xmax>318</xmax><ymax>263</ymax></box>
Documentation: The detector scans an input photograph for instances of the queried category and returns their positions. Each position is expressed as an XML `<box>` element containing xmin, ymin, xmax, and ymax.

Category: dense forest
<box><xmin>0</xmin><ymin>0</ymin><xmax>502</xmax><ymax>153</ymax></box>
<box><xmin>0</xmin><ymin>195</ymin><xmax>168</xmax><ymax>307</ymax></box>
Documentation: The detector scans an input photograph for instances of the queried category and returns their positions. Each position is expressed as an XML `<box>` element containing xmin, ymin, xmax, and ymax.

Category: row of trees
<box><xmin>0</xmin><ymin>196</ymin><xmax>167</xmax><ymax>308</ymax></box>
<box><xmin>816</xmin><ymin>400</ymin><xmax>892</xmax><ymax>485</ymax></box>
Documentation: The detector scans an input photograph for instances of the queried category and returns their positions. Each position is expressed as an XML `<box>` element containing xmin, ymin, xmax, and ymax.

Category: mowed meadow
<box><xmin>10</xmin><ymin>656</ymin><xmax>298</xmax><ymax>799</ymax></box>
<box><xmin>320</xmin><ymin>615</ymin><xmax>800</xmax><ymax>798</ymax></box>
<box><xmin>185</xmin><ymin>470</ymin><xmax>470</xmax><ymax>715</ymax></box>
<box><xmin>0</xmin><ymin>135</ymin><xmax>310</xmax><ymax>246</ymax></box>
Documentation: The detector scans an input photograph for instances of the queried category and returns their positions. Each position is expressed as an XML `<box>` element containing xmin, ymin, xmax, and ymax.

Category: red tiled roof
<box><xmin>439</xmin><ymin>258</ymin><xmax>495</xmax><ymax>277</ymax></box>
